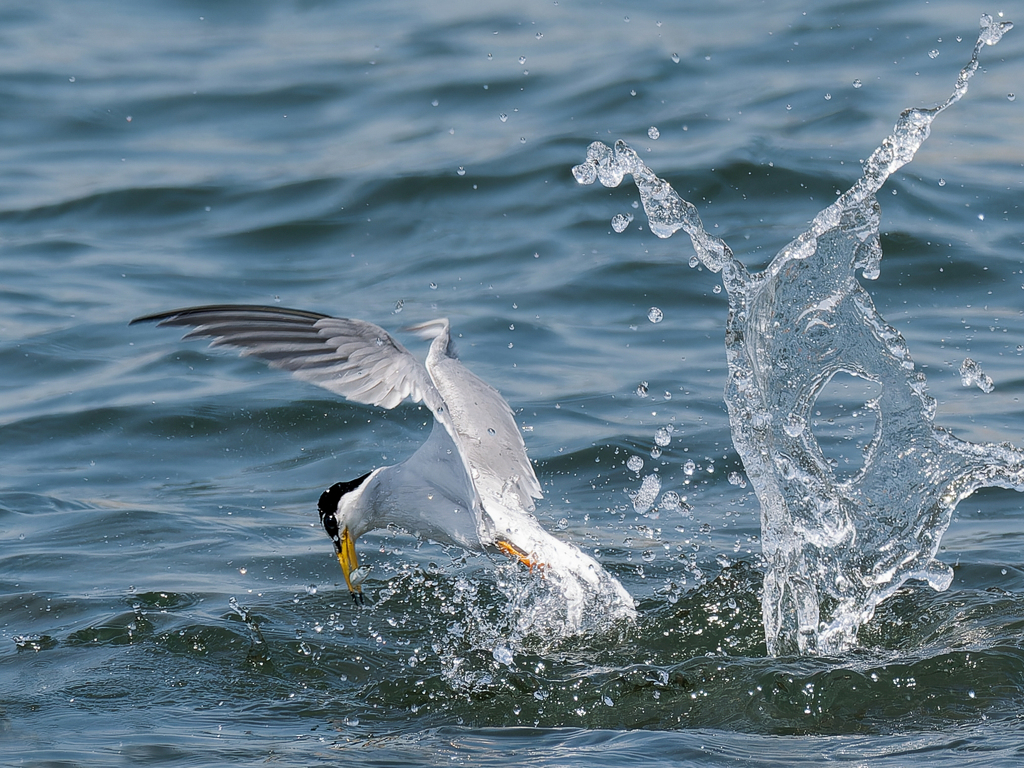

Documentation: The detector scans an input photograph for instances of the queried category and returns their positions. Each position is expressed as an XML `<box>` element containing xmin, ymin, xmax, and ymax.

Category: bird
<box><xmin>131</xmin><ymin>304</ymin><xmax>635</xmax><ymax>624</ymax></box>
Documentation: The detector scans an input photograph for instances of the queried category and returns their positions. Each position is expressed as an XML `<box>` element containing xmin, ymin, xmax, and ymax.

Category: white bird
<box><xmin>132</xmin><ymin>305</ymin><xmax>635</xmax><ymax>624</ymax></box>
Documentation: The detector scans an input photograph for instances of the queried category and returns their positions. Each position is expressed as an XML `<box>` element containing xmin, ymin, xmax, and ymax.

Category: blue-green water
<box><xmin>2</xmin><ymin>1</ymin><xmax>1024</xmax><ymax>765</ymax></box>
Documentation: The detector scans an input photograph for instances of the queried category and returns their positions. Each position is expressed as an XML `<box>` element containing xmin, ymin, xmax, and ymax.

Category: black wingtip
<box><xmin>129</xmin><ymin>304</ymin><xmax>332</xmax><ymax>327</ymax></box>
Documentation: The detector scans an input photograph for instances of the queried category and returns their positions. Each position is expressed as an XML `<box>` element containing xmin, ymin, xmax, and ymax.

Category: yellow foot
<box><xmin>496</xmin><ymin>540</ymin><xmax>545</xmax><ymax>576</ymax></box>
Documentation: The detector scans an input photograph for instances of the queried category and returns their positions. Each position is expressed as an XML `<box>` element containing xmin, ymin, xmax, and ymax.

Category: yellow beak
<box><xmin>336</xmin><ymin>527</ymin><xmax>362</xmax><ymax>598</ymax></box>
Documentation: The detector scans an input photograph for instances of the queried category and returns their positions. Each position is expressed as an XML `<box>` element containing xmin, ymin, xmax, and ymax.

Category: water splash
<box><xmin>960</xmin><ymin>357</ymin><xmax>995</xmax><ymax>393</ymax></box>
<box><xmin>575</xmin><ymin>15</ymin><xmax>1019</xmax><ymax>655</ymax></box>
<box><xmin>611</xmin><ymin>212</ymin><xmax>634</xmax><ymax>232</ymax></box>
<box><xmin>629</xmin><ymin>473</ymin><xmax>662</xmax><ymax>514</ymax></box>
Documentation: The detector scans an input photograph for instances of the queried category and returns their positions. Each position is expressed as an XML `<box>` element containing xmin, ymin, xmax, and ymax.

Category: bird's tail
<box><xmin>500</xmin><ymin>521</ymin><xmax>637</xmax><ymax>633</ymax></box>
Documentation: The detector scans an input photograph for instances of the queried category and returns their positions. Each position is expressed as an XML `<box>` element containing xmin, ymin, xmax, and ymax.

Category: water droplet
<box><xmin>305</xmin><ymin>584</ymin><xmax>318</xmax><ymax>595</ymax></box>
<box><xmin>648</xmin><ymin>307</ymin><xmax>664</xmax><ymax>323</ymax></box>
<box><xmin>960</xmin><ymin>358</ymin><xmax>994</xmax><ymax>393</ymax></box>
<box><xmin>499</xmin><ymin>113</ymin><xmax>508</xmax><ymax>122</ymax></box>
<box><xmin>683</xmin><ymin>460</ymin><xmax>696</xmax><ymax>476</ymax></box>
<box><xmin>69</xmin><ymin>76</ymin><xmax>76</xmax><ymax>83</ymax></box>
<box><xmin>642</xmin><ymin>549</ymin><xmax>656</xmax><ymax>562</ymax></box>
<box><xmin>629</xmin><ymin>474</ymin><xmax>662</xmax><ymax>514</ymax></box>
<box><xmin>536</xmin><ymin>32</ymin><xmax>543</xmax><ymax>39</ymax></box>
<box><xmin>520</xmin><ymin>137</ymin><xmax>526</xmax><ymax>144</ymax></box>
<box><xmin>728</xmin><ymin>471</ymin><xmax>747</xmax><ymax>488</ymax></box>
<box><xmin>627</xmin><ymin>455</ymin><xmax>644</xmax><ymax>472</ymax></box>
<box><xmin>487</xmin><ymin>427</ymin><xmax>496</xmax><ymax>435</ymax></box>
<box><xmin>786</xmin><ymin>104</ymin><xmax>792</xmax><ymax>111</ymax></box>
<box><xmin>648</xmin><ymin>126</ymin><xmax>660</xmax><ymax>140</ymax></box>
<box><xmin>493</xmin><ymin>645</ymin><xmax>513</xmax><ymax>666</ymax></box>
<box><xmin>824</xmin><ymin>93</ymin><xmax>832</xmax><ymax>101</ymax></box>
<box><xmin>929</xmin><ymin>49</ymin><xmax>940</xmax><ymax>59</ymax></box>
<box><xmin>457</xmin><ymin>166</ymin><xmax>466</xmax><ymax>176</ymax></box>
<box><xmin>572</xmin><ymin>162</ymin><xmax>597</xmax><ymax>185</ymax></box>
<box><xmin>1009</xmin><ymin>93</ymin><xmax>1016</xmax><ymax>101</ymax></box>
<box><xmin>654</xmin><ymin>427</ymin><xmax>671</xmax><ymax>447</ymax></box>
<box><xmin>688</xmin><ymin>255</ymin><xmax>700</xmax><ymax>268</ymax></box>
<box><xmin>853</xmin><ymin>79</ymin><xmax>862</xmax><ymax>88</ymax></box>
<box><xmin>431</xmin><ymin>99</ymin><xmax>439</xmax><ymax>107</ymax></box>
<box><xmin>518</xmin><ymin>56</ymin><xmax>526</xmax><ymax>65</ymax></box>
<box><xmin>429</xmin><ymin>282</ymin><xmax>437</xmax><ymax>290</ymax></box>
<box><xmin>636</xmin><ymin>381</ymin><xmax>649</xmax><ymax>398</ymax></box>
<box><xmin>611</xmin><ymin>212</ymin><xmax>633</xmax><ymax>232</ymax></box>
<box><xmin>938</xmin><ymin>178</ymin><xmax>946</xmax><ymax>186</ymax></box>
<box><xmin>660</xmin><ymin>491</ymin><xmax>681</xmax><ymax>511</ymax></box>
<box><xmin>713</xmin><ymin>284</ymin><xmax>722</xmax><ymax>294</ymax></box>
<box><xmin>671</xmin><ymin>53</ymin><xmax>680</xmax><ymax>63</ymax></box>
<box><xmin>623</xmin><ymin>15</ymin><xmax>630</xmax><ymax>22</ymax></box>
<box><xmin>784</xmin><ymin>413</ymin><xmax>806</xmax><ymax>437</ymax></box>
<box><xmin>557</xmin><ymin>518</ymin><xmax>568</xmax><ymax>530</ymax></box>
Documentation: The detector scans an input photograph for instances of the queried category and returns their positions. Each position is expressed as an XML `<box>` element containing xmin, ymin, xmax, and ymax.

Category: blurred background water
<box><xmin>2</xmin><ymin>0</ymin><xmax>1023</xmax><ymax>765</ymax></box>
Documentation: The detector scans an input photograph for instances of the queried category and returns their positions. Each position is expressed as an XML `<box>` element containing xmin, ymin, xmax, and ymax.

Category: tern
<box><xmin>132</xmin><ymin>305</ymin><xmax>635</xmax><ymax>622</ymax></box>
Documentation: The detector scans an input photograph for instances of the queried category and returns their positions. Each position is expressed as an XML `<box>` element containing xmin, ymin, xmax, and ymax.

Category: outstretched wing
<box><xmin>410</xmin><ymin>319</ymin><xmax>543</xmax><ymax>521</ymax></box>
<box><xmin>131</xmin><ymin>305</ymin><xmax>440</xmax><ymax>411</ymax></box>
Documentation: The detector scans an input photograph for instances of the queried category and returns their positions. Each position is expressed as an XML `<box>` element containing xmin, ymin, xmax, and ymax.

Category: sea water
<box><xmin>3</xmin><ymin>2</ymin><xmax>1024</xmax><ymax>766</ymax></box>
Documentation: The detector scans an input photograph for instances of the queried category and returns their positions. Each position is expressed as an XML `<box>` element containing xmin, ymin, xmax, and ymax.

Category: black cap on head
<box><xmin>317</xmin><ymin>472</ymin><xmax>372</xmax><ymax>542</ymax></box>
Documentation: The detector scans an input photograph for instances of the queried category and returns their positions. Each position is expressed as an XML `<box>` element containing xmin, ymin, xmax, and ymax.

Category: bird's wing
<box><xmin>409</xmin><ymin>319</ymin><xmax>543</xmax><ymax>528</ymax></box>
<box><xmin>130</xmin><ymin>305</ymin><xmax>441</xmax><ymax>411</ymax></box>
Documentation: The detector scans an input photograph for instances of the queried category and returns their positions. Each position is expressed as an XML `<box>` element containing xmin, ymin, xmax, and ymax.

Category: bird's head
<box><xmin>318</xmin><ymin>471</ymin><xmax>373</xmax><ymax>604</ymax></box>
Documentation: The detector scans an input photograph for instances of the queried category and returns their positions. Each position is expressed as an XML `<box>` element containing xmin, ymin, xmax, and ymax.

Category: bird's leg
<box><xmin>496</xmin><ymin>540</ymin><xmax>545</xmax><ymax>576</ymax></box>
<box><xmin>351</xmin><ymin>591</ymin><xmax>365</xmax><ymax>606</ymax></box>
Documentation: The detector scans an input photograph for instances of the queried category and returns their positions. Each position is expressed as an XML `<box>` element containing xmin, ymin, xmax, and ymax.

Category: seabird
<box><xmin>131</xmin><ymin>305</ymin><xmax>635</xmax><ymax>622</ymax></box>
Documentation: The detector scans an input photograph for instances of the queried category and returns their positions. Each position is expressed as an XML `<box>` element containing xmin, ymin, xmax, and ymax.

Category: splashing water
<box><xmin>611</xmin><ymin>212</ymin><xmax>633</xmax><ymax>232</ymax></box>
<box><xmin>960</xmin><ymin>357</ymin><xmax>995</xmax><ymax>393</ymax></box>
<box><xmin>575</xmin><ymin>15</ymin><xmax>1019</xmax><ymax>655</ymax></box>
<box><xmin>629</xmin><ymin>473</ymin><xmax>662</xmax><ymax>514</ymax></box>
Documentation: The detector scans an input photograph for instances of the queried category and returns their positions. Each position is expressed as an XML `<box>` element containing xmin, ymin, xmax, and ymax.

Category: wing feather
<box><xmin>131</xmin><ymin>305</ymin><xmax>439</xmax><ymax>411</ymax></box>
<box><xmin>411</xmin><ymin>320</ymin><xmax>544</xmax><ymax>524</ymax></box>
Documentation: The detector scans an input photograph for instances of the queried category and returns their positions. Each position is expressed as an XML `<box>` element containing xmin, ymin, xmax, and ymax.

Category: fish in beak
<box><xmin>335</xmin><ymin>527</ymin><xmax>364</xmax><ymax>605</ymax></box>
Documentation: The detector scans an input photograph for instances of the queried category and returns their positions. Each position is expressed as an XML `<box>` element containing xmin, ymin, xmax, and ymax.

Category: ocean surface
<box><xmin>2</xmin><ymin>1</ymin><xmax>1024</xmax><ymax>765</ymax></box>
